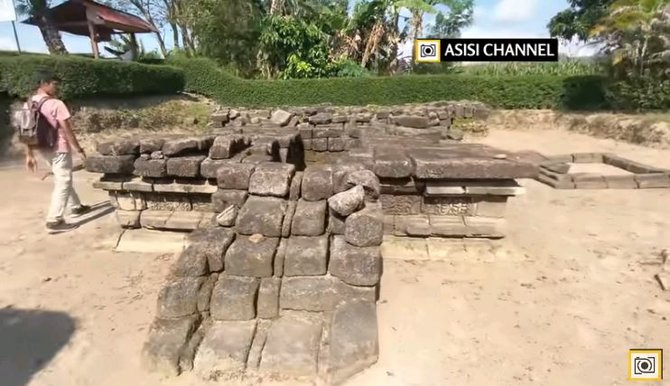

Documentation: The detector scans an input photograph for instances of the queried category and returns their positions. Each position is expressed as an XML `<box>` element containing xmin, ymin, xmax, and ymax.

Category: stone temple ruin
<box><xmin>85</xmin><ymin>102</ymin><xmax>539</xmax><ymax>384</ymax></box>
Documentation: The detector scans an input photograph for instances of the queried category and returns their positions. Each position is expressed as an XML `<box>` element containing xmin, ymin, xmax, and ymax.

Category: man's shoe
<box><xmin>46</xmin><ymin>220</ymin><xmax>78</xmax><ymax>234</ymax></box>
<box><xmin>71</xmin><ymin>205</ymin><xmax>92</xmax><ymax>217</ymax></box>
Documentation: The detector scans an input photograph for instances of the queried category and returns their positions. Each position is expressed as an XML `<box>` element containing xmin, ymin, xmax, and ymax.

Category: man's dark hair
<box><xmin>34</xmin><ymin>69</ymin><xmax>62</xmax><ymax>88</ymax></box>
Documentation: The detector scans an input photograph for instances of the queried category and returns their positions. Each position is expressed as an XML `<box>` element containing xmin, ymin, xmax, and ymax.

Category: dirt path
<box><xmin>1</xmin><ymin>128</ymin><xmax>669</xmax><ymax>386</ymax></box>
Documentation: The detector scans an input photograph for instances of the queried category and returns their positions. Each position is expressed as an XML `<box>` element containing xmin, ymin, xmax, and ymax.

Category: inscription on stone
<box><xmin>422</xmin><ymin>196</ymin><xmax>473</xmax><ymax>215</ymax></box>
<box><xmin>379</xmin><ymin>194</ymin><xmax>421</xmax><ymax>215</ymax></box>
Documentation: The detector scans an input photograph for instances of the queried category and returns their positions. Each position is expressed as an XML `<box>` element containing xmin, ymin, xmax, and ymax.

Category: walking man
<box><xmin>23</xmin><ymin>70</ymin><xmax>90</xmax><ymax>233</ymax></box>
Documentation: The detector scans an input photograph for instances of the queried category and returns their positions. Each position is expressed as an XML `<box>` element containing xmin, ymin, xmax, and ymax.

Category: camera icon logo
<box><xmin>415</xmin><ymin>39</ymin><xmax>441</xmax><ymax>63</ymax></box>
<box><xmin>629</xmin><ymin>349</ymin><xmax>663</xmax><ymax>381</ymax></box>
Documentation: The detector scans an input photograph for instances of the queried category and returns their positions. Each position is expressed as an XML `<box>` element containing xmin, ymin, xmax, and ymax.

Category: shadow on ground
<box><xmin>0</xmin><ymin>307</ymin><xmax>76</xmax><ymax>386</ymax></box>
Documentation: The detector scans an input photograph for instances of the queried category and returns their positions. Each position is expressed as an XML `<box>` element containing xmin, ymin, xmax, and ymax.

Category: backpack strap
<box><xmin>32</xmin><ymin>95</ymin><xmax>57</xmax><ymax>128</ymax></box>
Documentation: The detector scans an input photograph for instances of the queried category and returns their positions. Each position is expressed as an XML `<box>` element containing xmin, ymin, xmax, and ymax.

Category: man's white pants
<box><xmin>39</xmin><ymin>151</ymin><xmax>82</xmax><ymax>223</ymax></box>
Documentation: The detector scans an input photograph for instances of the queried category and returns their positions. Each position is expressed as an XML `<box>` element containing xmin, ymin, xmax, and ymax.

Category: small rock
<box><xmin>446</xmin><ymin>128</ymin><xmax>464</xmax><ymax>140</ymax></box>
<box><xmin>328</xmin><ymin>185</ymin><xmax>365</xmax><ymax>217</ymax></box>
<box><xmin>345</xmin><ymin>170</ymin><xmax>380</xmax><ymax>201</ymax></box>
<box><xmin>656</xmin><ymin>273</ymin><xmax>668</xmax><ymax>291</ymax></box>
<box><xmin>493</xmin><ymin>153</ymin><xmax>507</xmax><ymax>160</ymax></box>
<box><xmin>271</xmin><ymin>109</ymin><xmax>294</xmax><ymax>126</ymax></box>
<box><xmin>150</xmin><ymin>151</ymin><xmax>164</xmax><ymax>159</ymax></box>
<box><xmin>216</xmin><ymin>206</ymin><xmax>237</xmax><ymax>227</ymax></box>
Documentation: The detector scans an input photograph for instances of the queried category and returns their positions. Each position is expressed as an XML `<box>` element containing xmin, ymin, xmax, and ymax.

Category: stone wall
<box><xmin>141</xmin><ymin>157</ymin><xmax>382</xmax><ymax>385</ymax></box>
<box><xmin>211</xmin><ymin>101</ymin><xmax>491</xmax><ymax>143</ymax></box>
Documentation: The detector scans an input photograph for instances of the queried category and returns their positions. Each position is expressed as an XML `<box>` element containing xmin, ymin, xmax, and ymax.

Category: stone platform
<box><xmin>140</xmin><ymin>157</ymin><xmax>382</xmax><ymax>385</ymax></box>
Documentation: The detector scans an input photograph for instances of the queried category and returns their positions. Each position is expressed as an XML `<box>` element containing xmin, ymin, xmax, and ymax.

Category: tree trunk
<box><xmin>270</xmin><ymin>0</ymin><xmax>281</xmax><ymax>15</ymax></box>
<box><xmin>181</xmin><ymin>25</ymin><xmax>195</xmax><ymax>54</ymax></box>
<box><xmin>36</xmin><ymin>15</ymin><xmax>68</xmax><ymax>55</ymax></box>
<box><xmin>171</xmin><ymin>22</ymin><xmax>181</xmax><ymax>49</ymax></box>
<box><xmin>411</xmin><ymin>11</ymin><xmax>423</xmax><ymax>45</ymax></box>
<box><xmin>155</xmin><ymin>31</ymin><xmax>169</xmax><ymax>57</ymax></box>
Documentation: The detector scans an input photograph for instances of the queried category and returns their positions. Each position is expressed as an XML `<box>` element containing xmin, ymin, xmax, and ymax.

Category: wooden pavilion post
<box><xmin>87</xmin><ymin>18</ymin><xmax>100</xmax><ymax>59</ymax></box>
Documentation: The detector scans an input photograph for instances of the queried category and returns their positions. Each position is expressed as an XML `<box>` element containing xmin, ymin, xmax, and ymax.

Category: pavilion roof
<box><xmin>22</xmin><ymin>0</ymin><xmax>157</xmax><ymax>42</ymax></box>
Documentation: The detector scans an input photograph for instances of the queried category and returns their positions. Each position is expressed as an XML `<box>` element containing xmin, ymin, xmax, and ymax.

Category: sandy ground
<box><xmin>1</xmin><ymin>128</ymin><xmax>669</xmax><ymax>386</ymax></box>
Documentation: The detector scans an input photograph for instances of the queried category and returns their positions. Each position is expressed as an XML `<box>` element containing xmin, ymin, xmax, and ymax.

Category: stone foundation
<box><xmin>140</xmin><ymin>156</ymin><xmax>382</xmax><ymax>384</ymax></box>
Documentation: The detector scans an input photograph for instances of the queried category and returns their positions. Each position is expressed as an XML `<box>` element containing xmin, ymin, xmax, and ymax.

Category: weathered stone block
<box><xmin>259</xmin><ymin>313</ymin><xmax>322</xmax><ymax>376</ymax></box>
<box><xmin>166</xmin><ymin>156</ymin><xmax>206</xmax><ymax>178</ymax></box>
<box><xmin>302</xmin><ymin>166</ymin><xmax>333</xmax><ymax>201</ymax></box>
<box><xmin>312</xmin><ymin>138</ymin><xmax>328</xmax><ymax>152</ymax></box>
<box><xmin>395</xmin><ymin>215</ymin><xmax>431</xmax><ymax>237</ymax></box>
<box><xmin>291</xmin><ymin>199</ymin><xmax>327</xmax><ymax>236</ymax></box>
<box><xmin>328</xmin><ymin>137</ymin><xmax>345</xmax><ymax>152</ymax></box>
<box><xmin>280</xmin><ymin>276</ymin><xmax>376</xmax><ymax>311</ymax></box>
<box><xmin>328</xmin><ymin>185</ymin><xmax>365</xmax><ymax>217</ymax></box>
<box><xmin>157</xmin><ymin>277</ymin><xmax>205</xmax><ymax>319</ymax></box>
<box><xmin>308</xmin><ymin>112</ymin><xmax>332</xmax><ymax>124</ymax></box>
<box><xmin>572</xmin><ymin>152</ymin><xmax>604</xmax><ymax>163</ymax></box>
<box><xmin>345</xmin><ymin>206</ymin><xmax>383</xmax><ymax>247</ymax></box>
<box><xmin>142</xmin><ymin>315</ymin><xmax>199</xmax><ymax>376</ymax></box>
<box><xmin>225</xmin><ymin>235</ymin><xmax>279</xmax><ymax>277</ymax></box>
<box><xmin>428</xmin><ymin>215</ymin><xmax>468</xmax><ymax>237</ymax></box>
<box><xmin>372</xmin><ymin>154</ymin><xmax>413</xmax><ymax>178</ymax></box>
<box><xmin>134</xmin><ymin>158</ymin><xmax>167</xmax><ymax>178</ymax></box>
<box><xmin>289</xmin><ymin>171</ymin><xmax>303</xmax><ymax>201</ymax></box>
<box><xmin>210</xmin><ymin>275</ymin><xmax>260</xmax><ymax>320</ymax></box>
<box><xmin>573</xmin><ymin>174</ymin><xmax>608</xmax><ymax>189</ymax></box>
<box><xmin>327</xmin><ymin>300</ymin><xmax>379</xmax><ymax>385</ymax></box>
<box><xmin>281</xmin><ymin>200</ymin><xmax>297</xmax><ymax>237</ymax></box>
<box><xmin>212</xmin><ymin>189</ymin><xmax>248</xmax><ymax>212</ymax></box>
<box><xmin>537</xmin><ymin>173</ymin><xmax>575</xmax><ymax>189</ymax></box>
<box><xmin>257</xmin><ymin>277</ymin><xmax>281</xmax><ymax>319</ymax></box>
<box><xmin>248</xmin><ymin>162</ymin><xmax>295</xmax><ymax>197</ymax></box>
<box><xmin>186</xmin><ymin>227</ymin><xmax>235</xmax><ymax>272</ymax></box>
<box><xmin>330</xmin><ymin>236</ymin><xmax>381</xmax><ymax>286</ymax></box>
<box><xmin>274</xmin><ymin>238</ymin><xmax>287</xmax><ymax>277</ymax></box>
<box><xmin>603</xmin><ymin>175</ymin><xmax>638</xmax><ymax>189</ymax></box>
<box><xmin>97</xmin><ymin>138</ymin><xmax>139</xmax><ymax>156</ymax></box>
<box><xmin>378</xmin><ymin>194</ymin><xmax>421</xmax><ymax>215</ymax></box>
<box><xmin>201</xmin><ymin>158</ymin><xmax>233</xmax><ymax>179</ymax></box>
<box><xmin>193</xmin><ymin>320</ymin><xmax>257</xmax><ymax>376</ymax></box>
<box><xmin>140</xmin><ymin>138</ymin><xmax>165</xmax><ymax>154</ymax></box>
<box><xmin>197</xmin><ymin>273</ymin><xmax>218</xmax><ymax>312</ymax></box>
<box><xmin>172</xmin><ymin>243</ymin><xmax>209</xmax><ymax>277</ymax></box>
<box><xmin>93</xmin><ymin>175</ymin><xmax>128</xmax><ymax>191</ymax></box>
<box><xmin>163</xmin><ymin>136</ymin><xmax>213</xmax><ymax>156</ymax></box>
<box><xmin>140</xmin><ymin>210</ymin><xmax>171</xmax><ymax>229</ymax></box>
<box><xmin>216</xmin><ymin>163</ymin><xmax>255</xmax><ymax>190</ymax></box>
<box><xmin>270</xmin><ymin>109</ymin><xmax>294</xmax><ymax>126</ymax></box>
<box><xmin>116</xmin><ymin>209</ymin><xmax>140</xmax><ymax>228</ymax></box>
<box><xmin>345</xmin><ymin>170</ymin><xmax>381</xmax><ymax>201</ymax></box>
<box><xmin>123</xmin><ymin>177</ymin><xmax>153</xmax><ymax>192</ymax></box>
<box><xmin>209</xmin><ymin>135</ymin><xmax>244</xmax><ymax>159</ymax></box>
<box><xmin>411</xmin><ymin>152</ymin><xmax>538</xmax><ymax>179</ymax></box>
<box><xmin>393</xmin><ymin>115</ymin><xmax>430</xmax><ymax>128</ymax></box>
<box><xmin>85</xmin><ymin>154</ymin><xmax>136</xmax><ymax>174</ymax></box>
<box><xmin>236</xmin><ymin>196</ymin><xmax>287</xmax><ymax>237</ymax></box>
<box><xmin>284</xmin><ymin>236</ymin><xmax>329</xmax><ymax>276</ymax></box>
<box><xmin>463</xmin><ymin>216</ymin><xmax>505</xmax><ymax>238</ymax></box>
<box><xmin>635</xmin><ymin>173</ymin><xmax>670</xmax><ymax>188</ymax></box>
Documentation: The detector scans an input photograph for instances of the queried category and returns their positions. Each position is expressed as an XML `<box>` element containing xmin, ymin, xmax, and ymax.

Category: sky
<box><xmin>0</xmin><ymin>0</ymin><xmax>599</xmax><ymax>58</ymax></box>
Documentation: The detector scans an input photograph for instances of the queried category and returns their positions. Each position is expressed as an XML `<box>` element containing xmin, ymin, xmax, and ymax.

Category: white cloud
<box><xmin>493</xmin><ymin>0</ymin><xmax>539</xmax><ymax>23</ymax></box>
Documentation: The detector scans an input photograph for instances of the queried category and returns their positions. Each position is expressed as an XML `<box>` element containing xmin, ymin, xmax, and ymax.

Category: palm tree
<box><xmin>16</xmin><ymin>0</ymin><xmax>68</xmax><ymax>54</ymax></box>
<box><xmin>590</xmin><ymin>0</ymin><xmax>670</xmax><ymax>76</ymax></box>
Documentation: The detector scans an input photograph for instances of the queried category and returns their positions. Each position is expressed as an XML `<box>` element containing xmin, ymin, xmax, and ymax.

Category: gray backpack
<box><xmin>14</xmin><ymin>96</ymin><xmax>57</xmax><ymax>149</ymax></box>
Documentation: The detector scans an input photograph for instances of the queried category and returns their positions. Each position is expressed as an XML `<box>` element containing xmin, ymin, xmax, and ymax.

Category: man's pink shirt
<box><xmin>30</xmin><ymin>93</ymin><xmax>71</xmax><ymax>153</ymax></box>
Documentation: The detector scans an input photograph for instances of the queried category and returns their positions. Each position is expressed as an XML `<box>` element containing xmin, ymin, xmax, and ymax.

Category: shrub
<box><xmin>0</xmin><ymin>55</ymin><xmax>184</xmax><ymax>100</ymax></box>
<box><xmin>170</xmin><ymin>57</ymin><xmax>611</xmax><ymax>110</ymax></box>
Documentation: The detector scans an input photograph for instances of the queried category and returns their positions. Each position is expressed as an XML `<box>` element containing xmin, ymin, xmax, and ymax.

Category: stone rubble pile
<box><xmin>142</xmin><ymin>161</ymin><xmax>382</xmax><ymax>384</ymax></box>
<box><xmin>211</xmin><ymin>101</ymin><xmax>491</xmax><ymax>143</ymax></box>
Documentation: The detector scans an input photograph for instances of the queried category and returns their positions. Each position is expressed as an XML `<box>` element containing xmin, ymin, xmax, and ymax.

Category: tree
<box><xmin>426</xmin><ymin>0</ymin><xmax>474</xmax><ymax>38</ymax></box>
<box><xmin>15</xmin><ymin>0</ymin><xmax>68</xmax><ymax>54</ymax></box>
<box><xmin>590</xmin><ymin>0</ymin><xmax>670</xmax><ymax>77</ymax></box>
<box><xmin>548</xmin><ymin>0</ymin><xmax>615</xmax><ymax>41</ymax></box>
<box><xmin>107</xmin><ymin>0</ymin><xmax>169</xmax><ymax>56</ymax></box>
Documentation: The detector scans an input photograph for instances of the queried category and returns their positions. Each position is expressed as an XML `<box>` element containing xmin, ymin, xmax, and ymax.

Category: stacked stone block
<box><xmin>537</xmin><ymin>152</ymin><xmax>670</xmax><ymax>189</ymax></box>
<box><xmin>210</xmin><ymin>101</ymin><xmax>491</xmax><ymax>148</ymax></box>
<box><xmin>142</xmin><ymin>163</ymin><xmax>382</xmax><ymax>385</ymax></box>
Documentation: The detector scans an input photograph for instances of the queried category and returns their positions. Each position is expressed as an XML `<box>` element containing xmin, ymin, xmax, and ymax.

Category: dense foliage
<box><xmin>0</xmin><ymin>55</ymin><xmax>184</xmax><ymax>99</ymax></box>
<box><xmin>170</xmin><ymin>57</ymin><xmax>611</xmax><ymax>109</ymax></box>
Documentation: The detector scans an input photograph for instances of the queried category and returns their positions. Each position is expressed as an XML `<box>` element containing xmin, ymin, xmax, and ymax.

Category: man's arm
<box><xmin>58</xmin><ymin>118</ymin><xmax>86</xmax><ymax>158</ymax></box>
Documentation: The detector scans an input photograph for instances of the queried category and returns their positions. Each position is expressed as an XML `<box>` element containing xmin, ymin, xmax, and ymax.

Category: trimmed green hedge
<box><xmin>0</xmin><ymin>55</ymin><xmax>184</xmax><ymax>100</ymax></box>
<box><xmin>171</xmin><ymin>58</ymin><xmax>612</xmax><ymax>110</ymax></box>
